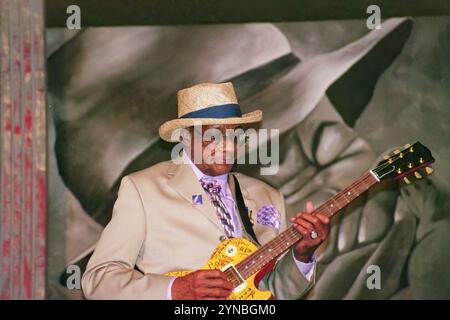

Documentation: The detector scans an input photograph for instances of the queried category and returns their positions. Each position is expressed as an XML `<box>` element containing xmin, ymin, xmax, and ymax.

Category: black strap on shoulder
<box><xmin>232</xmin><ymin>174</ymin><xmax>260</xmax><ymax>246</ymax></box>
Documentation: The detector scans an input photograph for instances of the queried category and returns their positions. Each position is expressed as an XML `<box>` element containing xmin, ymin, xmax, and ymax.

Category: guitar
<box><xmin>166</xmin><ymin>142</ymin><xmax>435</xmax><ymax>300</ymax></box>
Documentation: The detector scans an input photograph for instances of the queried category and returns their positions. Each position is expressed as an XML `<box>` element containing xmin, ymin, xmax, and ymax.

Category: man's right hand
<box><xmin>172</xmin><ymin>269</ymin><xmax>234</xmax><ymax>300</ymax></box>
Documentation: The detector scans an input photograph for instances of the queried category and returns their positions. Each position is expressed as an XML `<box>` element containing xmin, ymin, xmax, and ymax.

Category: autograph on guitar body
<box><xmin>166</xmin><ymin>142</ymin><xmax>435</xmax><ymax>300</ymax></box>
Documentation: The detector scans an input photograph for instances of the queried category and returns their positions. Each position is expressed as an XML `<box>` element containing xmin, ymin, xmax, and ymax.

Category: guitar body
<box><xmin>165</xmin><ymin>238</ymin><xmax>272</xmax><ymax>300</ymax></box>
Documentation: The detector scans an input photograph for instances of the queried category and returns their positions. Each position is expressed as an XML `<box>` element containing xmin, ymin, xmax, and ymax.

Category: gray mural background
<box><xmin>46</xmin><ymin>17</ymin><xmax>450</xmax><ymax>299</ymax></box>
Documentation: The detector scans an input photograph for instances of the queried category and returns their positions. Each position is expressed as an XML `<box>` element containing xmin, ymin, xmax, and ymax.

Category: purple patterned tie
<box><xmin>200</xmin><ymin>177</ymin><xmax>236</xmax><ymax>238</ymax></box>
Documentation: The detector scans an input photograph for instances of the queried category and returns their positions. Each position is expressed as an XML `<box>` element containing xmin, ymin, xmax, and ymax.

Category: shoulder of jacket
<box><xmin>125</xmin><ymin>159</ymin><xmax>174</xmax><ymax>184</ymax></box>
<box><xmin>232</xmin><ymin>172</ymin><xmax>282</xmax><ymax>197</ymax></box>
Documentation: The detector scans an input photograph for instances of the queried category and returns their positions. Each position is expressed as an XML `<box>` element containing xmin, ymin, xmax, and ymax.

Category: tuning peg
<box><xmin>419</xmin><ymin>157</ymin><xmax>424</xmax><ymax>164</ymax></box>
<box><xmin>407</xmin><ymin>163</ymin><xmax>413</xmax><ymax>169</ymax></box>
<box><xmin>414</xmin><ymin>172</ymin><xmax>422</xmax><ymax>179</ymax></box>
<box><xmin>394</xmin><ymin>149</ymin><xmax>401</xmax><ymax>155</ymax></box>
<box><xmin>403</xmin><ymin>177</ymin><xmax>411</xmax><ymax>184</ymax></box>
<box><xmin>425</xmin><ymin>167</ymin><xmax>434</xmax><ymax>175</ymax></box>
<box><xmin>399</xmin><ymin>152</ymin><xmax>404</xmax><ymax>158</ymax></box>
<box><xmin>397</xmin><ymin>168</ymin><xmax>402</xmax><ymax>174</ymax></box>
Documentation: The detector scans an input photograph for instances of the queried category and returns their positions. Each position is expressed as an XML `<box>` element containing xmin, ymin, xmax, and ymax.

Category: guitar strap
<box><xmin>232</xmin><ymin>174</ymin><xmax>261</xmax><ymax>246</ymax></box>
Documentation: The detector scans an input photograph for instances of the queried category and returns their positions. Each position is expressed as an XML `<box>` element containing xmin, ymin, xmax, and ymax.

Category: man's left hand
<box><xmin>291</xmin><ymin>201</ymin><xmax>330</xmax><ymax>263</ymax></box>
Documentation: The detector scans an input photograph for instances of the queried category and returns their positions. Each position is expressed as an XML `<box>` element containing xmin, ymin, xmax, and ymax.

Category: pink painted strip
<box><xmin>0</xmin><ymin>0</ymin><xmax>46</xmax><ymax>300</ymax></box>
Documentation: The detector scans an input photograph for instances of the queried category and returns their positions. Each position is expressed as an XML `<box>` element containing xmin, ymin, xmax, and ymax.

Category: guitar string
<box><xmin>282</xmin><ymin>146</ymin><xmax>423</xmax><ymax>229</ymax></box>
<box><xmin>315</xmin><ymin>172</ymin><xmax>375</xmax><ymax>216</ymax></box>
<box><xmin>315</xmin><ymin>172</ymin><xmax>371</xmax><ymax>212</ymax></box>
<box><xmin>237</xmin><ymin>154</ymin><xmax>430</xmax><ymax>278</ymax></box>
<box><xmin>236</xmin><ymin>172</ymin><xmax>377</xmax><ymax>278</ymax></box>
<box><xmin>238</xmin><ymin>173</ymin><xmax>376</xmax><ymax>277</ymax></box>
<box><xmin>223</xmin><ymin>264</ymin><xmax>243</xmax><ymax>285</ymax></box>
<box><xmin>239</xmin><ymin>173</ymin><xmax>378</xmax><ymax>278</ymax></box>
<box><xmin>238</xmin><ymin>227</ymin><xmax>304</xmax><ymax>278</ymax></box>
<box><xmin>238</xmin><ymin>172</ymin><xmax>375</xmax><ymax>271</ymax></box>
<box><xmin>224</xmin><ymin>268</ymin><xmax>241</xmax><ymax>286</ymax></box>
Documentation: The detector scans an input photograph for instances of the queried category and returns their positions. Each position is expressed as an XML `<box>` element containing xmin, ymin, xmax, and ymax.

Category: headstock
<box><xmin>372</xmin><ymin>142</ymin><xmax>435</xmax><ymax>183</ymax></box>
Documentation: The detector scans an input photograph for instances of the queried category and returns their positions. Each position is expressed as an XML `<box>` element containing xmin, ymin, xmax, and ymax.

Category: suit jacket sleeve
<box><xmin>257</xmin><ymin>190</ymin><xmax>316</xmax><ymax>300</ymax></box>
<box><xmin>81</xmin><ymin>176</ymin><xmax>172</xmax><ymax>299</ymax></box>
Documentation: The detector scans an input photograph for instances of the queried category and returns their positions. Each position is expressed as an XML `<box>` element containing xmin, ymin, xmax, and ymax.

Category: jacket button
<box><xmin>219</xmin><ymin>235</ymin><xmax>227</xmax><ymax>242</ymax></box>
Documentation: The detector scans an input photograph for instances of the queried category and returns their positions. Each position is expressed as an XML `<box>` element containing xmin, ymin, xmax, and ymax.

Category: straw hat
<box><xmin>158</xmin><ymin>82</ymin><xmax>262</xmax><ymax>142</ymax></box>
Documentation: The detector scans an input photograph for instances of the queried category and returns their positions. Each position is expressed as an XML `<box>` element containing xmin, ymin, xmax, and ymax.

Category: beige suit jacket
<box><xmin>81</xmin><ymin>159</ymin><xmax>315</xmax><ymax>299</ymax></box>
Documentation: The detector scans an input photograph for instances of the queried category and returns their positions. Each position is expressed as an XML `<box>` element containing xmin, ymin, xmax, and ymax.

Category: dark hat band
<box><xmin>179</xmin><ymin>103</ymin><xmax>242</xmax><ymax>119</ymax></box>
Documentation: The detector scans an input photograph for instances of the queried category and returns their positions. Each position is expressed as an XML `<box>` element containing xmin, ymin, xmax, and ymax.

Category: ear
<box><xmin>179</xmin><ymin>127</ymin><xmax>192</xmax><ymax>145</ymax></box>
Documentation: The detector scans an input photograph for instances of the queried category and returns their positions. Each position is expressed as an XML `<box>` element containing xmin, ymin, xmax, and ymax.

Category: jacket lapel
<box><xmin>166</xmin><ymin>161</ymin><xmax>223</xmax><ymax>232</ymax></box>
<box><xmin>228</xmin><ymin>173</ymin><xmax>257</xmax><ymax>216</ymax></box>
<box><xmin>230</xmin><ymin>173</ymin><xmax>280</xmax><ymax>245</ymax></box>
<box><xmin>228</xmin><ymin>173</ymin><xmax>260</xmax><ymax>242</ymax></box>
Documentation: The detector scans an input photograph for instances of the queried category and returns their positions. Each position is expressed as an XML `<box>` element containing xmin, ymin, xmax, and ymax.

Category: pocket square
<box><xmin>256</xmin><ymin>205</ymin><xmax>281</xmax><ymax>230</ymax></box>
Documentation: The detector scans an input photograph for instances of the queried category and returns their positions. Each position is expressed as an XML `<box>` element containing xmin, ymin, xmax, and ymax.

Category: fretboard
<box><xmin>234</xmin><ymin>171</ymin><xmax>379</xmax><ymax>279</ymax></box>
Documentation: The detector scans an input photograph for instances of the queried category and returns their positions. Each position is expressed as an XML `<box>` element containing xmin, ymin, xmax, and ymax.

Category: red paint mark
<box><xmin>24</xmin><ymin>257</ymin><xmax>31</xmax><ymax>298</ymax></box>
<box><xmin>14</xmin><ymin>125</ymin><xmax>21</xmax><ymax>135</ymax></box>
<box><xmin>23</xmin><ymin>41</ymin><xmax>31</xmax><ymax>55</ymax></box>
<box><xmin>2</xmin><ymin>240</ymin><xmax>10</xmax><ymax>257</ymax></box>
<box><xmin>25</xmin><ymin>153</ymin><xmax>32</xmax><ymax>171</ymax></box>
<box><xmin>25</xmin><ymin>109</ymin><xmax>32</xmax><ymax>147</ymax></box>
<box><xmin>25</xmin><ymin>110</ymin><xmax>32</xmax><ymax>131</ymax></box>
<box><xmin>5</xmin><ymin>118</ymin><xmax>11</xmax><ymax>132</ymax></box>
<box><xmin>24</xmin><ymin>42</ymin><xmax>31</xmax><ymax>75</ymax></box>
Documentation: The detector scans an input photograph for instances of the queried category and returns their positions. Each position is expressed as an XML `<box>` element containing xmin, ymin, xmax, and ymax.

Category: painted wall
<box><xmin>46</xmin><ymin>17</ymin><xmax>450</xmax><ymax>299</ymax></box>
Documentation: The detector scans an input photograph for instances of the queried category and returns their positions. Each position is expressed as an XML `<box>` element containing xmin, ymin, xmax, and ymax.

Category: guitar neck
<box><xmin>234</xmin><ymin>171</ymin><xmax>380</xmax><ymax>280</ymax></box>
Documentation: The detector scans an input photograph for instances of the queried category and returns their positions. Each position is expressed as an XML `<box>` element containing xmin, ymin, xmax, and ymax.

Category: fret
<box><xmin>341</xmin><ymin>190</ymin><xmax>351</xmax><ymax>203</ymax></box>
<box><xmin>224</xmin><ymin>265</ymin><xmax>245</xmax><ymax>288</ymax></box>
<box><xmin>346</xmin><ymin>186</ymin><xmax>358</xmax><ymax>198</ymax></box>
<box><xmin>322</xmin><ymin>204</ymin><xmax>332</xmax><ymax>217</ymax></box>
<box><xmin>361</xmin><ymin>172</ymin><xmax>377</xmax><ymax>190</ymax></box>
<box><xmin>318</xmin><ymin>202</ymin><xmax>333</xmax><ymax>218</ymax></box>
<box><xmin>328</xmin><ymin>198</ymin><xmax>343</xmax><ymax>216</ymax></box>
<box><xmin>358</xmin><ymin>174</ymin><xmax>370</xmax><ymax>192</ymax></box>
<box><xmin>330</xmin><ymin>200</ymin><xmax>337</xmax><ymax>209</ymax></box>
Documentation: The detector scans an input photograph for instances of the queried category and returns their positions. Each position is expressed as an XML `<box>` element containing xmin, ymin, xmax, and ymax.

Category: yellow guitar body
<box><xmin>165</xmin><ymin>237</ymin><xmax>272</xmax><ymax>300</ymax></box>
